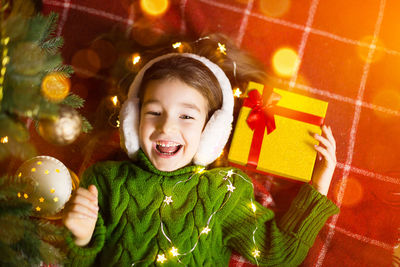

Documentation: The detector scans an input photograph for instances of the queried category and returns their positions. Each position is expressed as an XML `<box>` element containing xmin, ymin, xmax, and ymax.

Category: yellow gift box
<box><xmin>228</xmin><ymin>82</ymin><xmax>328</xmax><ymax>182</ymax></box>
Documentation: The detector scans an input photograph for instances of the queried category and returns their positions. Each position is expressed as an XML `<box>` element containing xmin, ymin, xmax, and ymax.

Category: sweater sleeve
<box><xmin>221</xmin><ymin>171</ymin><xmax>339</xmax><ymax>267</ymax></box>
<box><xmin>63</xmin><ymin>164</ymin><xmax>108</xmax><ymax>267</ymax></box>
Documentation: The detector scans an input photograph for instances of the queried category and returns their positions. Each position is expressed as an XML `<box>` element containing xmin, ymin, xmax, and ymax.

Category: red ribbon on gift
<box><xmin>243</xmin><ymin>89</ymin><xmax>325</xmax><ymax>168</ymax></box>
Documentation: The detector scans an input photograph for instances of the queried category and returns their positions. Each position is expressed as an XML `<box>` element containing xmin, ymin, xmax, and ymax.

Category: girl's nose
<box><xmin>157</xmin><ymin>115</ymin><xmax>177</xmax><ymax>134</ymax></box>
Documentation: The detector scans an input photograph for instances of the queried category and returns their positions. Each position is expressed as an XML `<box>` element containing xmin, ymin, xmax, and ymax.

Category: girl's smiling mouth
<box><xmin>154</xmin><ymin>141</ymin><xmax>183</xmax><ymax>156</ymax></box>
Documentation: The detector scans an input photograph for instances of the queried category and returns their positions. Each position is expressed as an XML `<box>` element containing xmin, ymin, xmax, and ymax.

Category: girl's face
<box><xmin>139</xmin><ymin>78</ymin><xmax>208</xmax><ymax>171</ymax></box>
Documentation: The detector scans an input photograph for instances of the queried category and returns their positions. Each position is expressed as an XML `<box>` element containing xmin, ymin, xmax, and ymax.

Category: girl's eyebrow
<box><xmin>142</xmin><ymin>100</ymin><xmax>201</xmax><ymax>113</ymax></box>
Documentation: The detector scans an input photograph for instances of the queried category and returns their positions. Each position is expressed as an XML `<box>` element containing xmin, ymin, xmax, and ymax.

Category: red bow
<box><xmin>242</xmin><ymin>89</ymin><xmax>325</xmax><ymax>168</ymax></box>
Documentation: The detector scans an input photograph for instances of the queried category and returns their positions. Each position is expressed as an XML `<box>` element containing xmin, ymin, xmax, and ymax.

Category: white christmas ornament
<box><xmin>15</xmin><ymin>156</ymin><xmax>73</xmax><ymax>217</ymax></box>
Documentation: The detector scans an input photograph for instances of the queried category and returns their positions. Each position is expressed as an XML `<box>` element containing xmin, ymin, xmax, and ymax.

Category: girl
<box><xmin>63</xmin><ymin>46</ymin><xmax>338</xmax><ymax>266</ymax></box>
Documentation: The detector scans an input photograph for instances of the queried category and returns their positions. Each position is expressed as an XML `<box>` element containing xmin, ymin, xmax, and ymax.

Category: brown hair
<box><xmin>139</xmin><ymin>55</ymin><xmax>223</xmax><ymax>119</ymax></box>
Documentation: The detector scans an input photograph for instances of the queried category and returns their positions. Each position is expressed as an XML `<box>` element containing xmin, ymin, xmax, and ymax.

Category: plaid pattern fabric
<box><xmin>37</xmin><ymin>1</ymin><xmax>400</xmax><ymax>266</ymax></box>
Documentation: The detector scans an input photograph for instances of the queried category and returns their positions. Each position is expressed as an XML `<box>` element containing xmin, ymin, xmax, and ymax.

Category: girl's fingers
<box><xmin>314</xmin><ymin>145</ymin><xmax>336</xmax><ymax>167</ymax></box>
<box><xmin>68</xmin><ymin>204</ymin><xmax>98</xmax><ymax>219</ymax></box>
<box><xmin>70</xmin><ymin>195</ymin><xmax>99</xmax><ymax>214</ymax></box>
<box><xmin>75</xmin><ymin>187</ymin><xmax>98</xmax><ymax>203</ymax></box>
<box><xmin>314</xmin><ymin>133</ymin><xmax>335</xmax><ymax>157</ymax></box>
<box><xmin>322</xmin><ymin>125</ymin><xmax>336</xmax><ymax>150</ymax></box>
<box><xmin>67</xmin><ymin>211</ymin><xmax>97</xmax><ymax>220</ymax></box>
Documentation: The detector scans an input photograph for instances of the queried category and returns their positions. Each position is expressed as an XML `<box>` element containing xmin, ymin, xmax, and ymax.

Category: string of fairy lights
<box><xmin>131</xmin><ymin>168</ymin><xmax>262</xmax><ymax>266</ymax></box>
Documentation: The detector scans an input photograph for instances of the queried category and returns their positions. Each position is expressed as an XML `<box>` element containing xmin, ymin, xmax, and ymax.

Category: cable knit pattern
<box><xmin>64</xmin><ymin>150</ymin><xmax>339</xmax><ymax>266</ymax></box>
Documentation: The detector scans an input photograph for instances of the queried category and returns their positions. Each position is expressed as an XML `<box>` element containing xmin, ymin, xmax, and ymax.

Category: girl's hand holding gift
<box><xmin>63</xmin><ymin>185</ymin><xmax>99</xmax><ymax>247</ymax></box>
<box><xmin>311</xmin><ymin>125</ymin><xmax>337</xmax><ymax>196</ymax></box>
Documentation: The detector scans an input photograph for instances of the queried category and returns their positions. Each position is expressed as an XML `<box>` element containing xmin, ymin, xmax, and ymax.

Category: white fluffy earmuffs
<box><xmin>119</xmin><ymin>53</ymin><xmax>234</xmax><ymax>166</ymax></box>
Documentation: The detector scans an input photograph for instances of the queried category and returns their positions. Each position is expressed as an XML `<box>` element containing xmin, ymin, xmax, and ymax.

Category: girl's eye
<box><xmin>147</xmin><ymin>111</ymin><xmax>161</xmax><ymax>116</ymax></box>
<box><xmin>180</xmin><ymin>115</ymin><xmax>194</xmax><ymax>120</ymax></box>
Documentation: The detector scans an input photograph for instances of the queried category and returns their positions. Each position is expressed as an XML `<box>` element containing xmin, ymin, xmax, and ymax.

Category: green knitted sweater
<box><xmin>65</xmin><ymin>150</ymin><xmax>339</xmax><ymax>266</ymax></box>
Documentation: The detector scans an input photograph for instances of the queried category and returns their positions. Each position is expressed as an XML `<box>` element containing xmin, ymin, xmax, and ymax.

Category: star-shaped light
<box><xmin>44</xmin><ymin>170</ymin><xmax>49</xmax><ymax>174</ymax></box>
<box><xmin>172</xmin><ymin>42</ymin><xmax>182</xmax><ymax>49</ymax></box>
<box><xmin>53</xmin><ymin>197</ymin><xmax>59</xmax><ymax>202</ymax></box>
<box><xmin>164</xmin><ymin>196</ymin><xmax>173</xmax><ymax>205</ymax></box>
<box><xmin>35</xmin><ymin>206</ymin><xmax>41</xmax><ymax>211</ymax></box>
<box><xmin>39</xmin><ymin>197</ymin><xmax>44</xmax><ymax>203</ymax></box>
<box><xmin>201</xmin><ymin>226</ymin><xmax>211</xmax><ymax>235</ymax></box>
<box><xmin>170</xmin><ymin>247</ymin><xmax>179</xmax><ymax>257</ymax></box>
<box><xmin>252</xmin><ymin>249</ymin><xmax>260</xmax><ymax>258</ymax></box>
<box><xmin>227</xmin><ymin>184</ymin><xmax>236</xmax><ymax>192</ymax></box>
<box><xmin>157</xmin><ymin>254</ymin><xmax>167</xmax><ymax>263</ymax></box>
<box><xmin>233</xmin><ymin>87</ymin><xmax>242</xmax><ymax>98</ymax></box>
<box><xmin>226</xmin><ymin>170</ymin><xmax>234</xmax><ymax>177</ymax></box>
<box><xmin>218</xmin><ymin>42</ymin><xmax>226</xmax><ymax>55</ymax></box>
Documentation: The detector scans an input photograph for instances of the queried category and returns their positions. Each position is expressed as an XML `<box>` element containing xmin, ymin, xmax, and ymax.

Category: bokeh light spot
<box><xmin>272</xmin><ymin>47</ymin><xmax>299</xmax><ymax>77</ymax></box>
<box><xmin>357</xmin><ymin>36</ymin><xmax>385</xmax><ymax>63</ymax></box>
<box><xmin>71</xmin><ymin>49</ymin><xmax>101</xmax><ymax>78</ymax></box>
<box><xmin>333</xmin><ymin>177</ymin><xmax>363</xmax><ymax>207</ymax></box>
<box><xmin>259</xmin><ymin>0</ymin><xmax>291</xmax><ymax>18</ymax></box>
<box><xmin>140</xmin><ymin>0</ymin><xmax>169</xmax><ymax>16</ymax></box>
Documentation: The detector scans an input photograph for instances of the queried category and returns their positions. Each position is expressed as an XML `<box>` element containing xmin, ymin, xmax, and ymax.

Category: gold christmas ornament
<box><xmin>38</xmin><ymin>106</ymin><xmax>82</xmax><ymax>145</ymax></box>
<box><xmin>15</xmin><ymin>156</ymin><xmax>73</xmax><ymax>217</ymax></box>
<box><xmin>41</xmin><ymin>72</ymin><xmax>71</xmax><ymax>102</ymax></box>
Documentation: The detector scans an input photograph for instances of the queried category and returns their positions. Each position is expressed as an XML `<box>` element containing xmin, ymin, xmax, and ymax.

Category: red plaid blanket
<box><xmin>37</xmin><ymin>0</ymin><xmax>400</xmax><ymax>266</ymax></box>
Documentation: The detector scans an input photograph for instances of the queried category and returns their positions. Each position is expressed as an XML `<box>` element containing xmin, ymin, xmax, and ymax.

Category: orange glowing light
<box><xmin>272</xmin><ymin>47</ymin><xmax>299</xmax><ymax>77</ymax></box>
<box><xmin>140</xmin><ymin>0</ymin><xmax>169</xmax><ymax>16</ymax></box>
<box><xmin>259</xmin><ymin>0</ymin><xmax>290</xmax><ymax>18</ymax></box>
<box><xmin>132</xmin><ymin>54</ymin><xmax>141</xmax><ymax>65</ymax></box>
<box><xmin>0</xmin><ymin>136</ymin><xmax>8</xmax><ymax>143</ymax></box>
<box><xmin>41</xmin><ymin>72</ymin><xmax>71</xmax><ymax>102</ymax></box>
<box><xmin>357</xmin><ymin>36</ymin><xmax>385</xmax><ymax>64</ymax></box>
<box><xmin>333</xmin><ymin>177</ymin><xmax>363</xmax><ymax>207</ymax></box>
<box><xmin>111</xmin><ymin>96</ymin><xmax>119</xmax><ymax>106</ymax></box>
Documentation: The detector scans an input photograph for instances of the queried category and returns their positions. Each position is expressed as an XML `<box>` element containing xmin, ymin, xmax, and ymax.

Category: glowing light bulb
<box><xmin>172</xmin><ymin>42</ymin><xmax>182</xmax><ymax>49</ymax></box>
<box><xmin>50</xmin><ymin>188</ymin><xmax>55</xmax><ymax>193</ymax></box>
<box><xmin>201</xmin><ymin>226</ymin><xmax>211</xmax><ymax>235</ymax></box>
<box><xmin>31</xmin><ymin>168</ymin><xmax>36</xmax><ymax>172</ymax></box>
<box><xmin>227</xmin><ymin>184</ymin><xmax>236</xmax><ymax>192</ymax></box>
<box><xmin>24</xmin><ymin>193</ymin><xmax>28</xmax><ymax>199</ymax></box>
<box><xmin>251</xmin><ymin>202</ymin><xmax>257</xmax><ymax>213</ymax></box>
<box><xmin>17</xmin><ymin>192</ymin><xmax>21</xmax><ymax>198</ymax></box>
<box><xmin>252</xmin><ymin>249</ymin><xmax>260</xmax><ymax>258</ymax></box>
<box><xmin>0</xmin><ymin>136</ymin><xmax>8</xmax><ymax>143</ymax></box>
<box><xmin>18</xmin><ymin>172</ymin><xmax>22</xmax><ymax>177</ymax></box>
<box><xmin>111</xmin><ymin>96</ymin><xmax>119</xmax><ymax>106</ymax></box>
<box><xmin>53</xmin><ymin>197</ymin><xmax>59</xmax><ymax>202</ymax></box>
<box><xmin>44</xmin><ymin>170</ymin><xmax>49</xmax><ymax>174</ymax></box>
<box><xmin>164</xmin><ymin>196</ymin><xmax>173</xmax><ymax>205</ymax></box>
<box><xmin>156</xmin><ymin>254</ymin><xmax>167</xmax><ymax>263</ymax></box>
<box><xmin>272</xmin><ymin>47</ymin><xmax>299</xmax><ymax>77</ymax></box>
<box><xmin>132</xmin><ymin>54</ymin><xmax>141</xmax><ymax>65</ymax></box>
<box><xmin>218</xmin><ymin>43</ymin><xmax>227</xmax><ymax>55</ymax></box>
<box><xmin>233</xmin><ymin>88</ymin><xmax>242</xmax><ymax>97</ymax></box>
<box><xmin>170</xmin><ymin>247</ymin><xmax>179</xmax><ymax>257</ymax></box>
<box><xmin>196</xmin><ymin>167</ymin><xmax>206</xmax><ymax>174</ymax></box>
